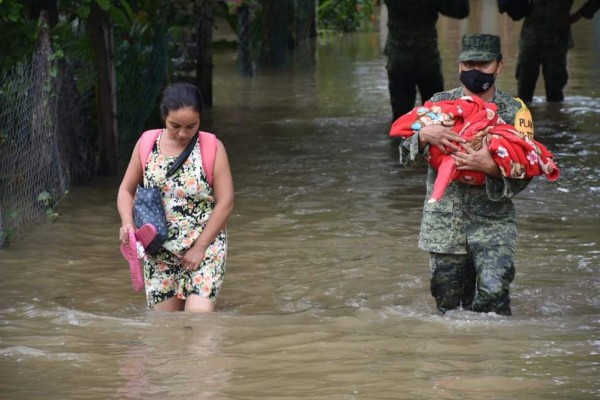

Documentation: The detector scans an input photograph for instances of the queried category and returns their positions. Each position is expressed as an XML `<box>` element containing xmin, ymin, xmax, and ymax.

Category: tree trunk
<box><xmin>238</xmin><ymin>4</ymin><xmax>253</xmax><ymax>76</ymax></box>
<box><xmin>31</xmin><ymin>11</ymin><xmax>57</xmax><ymax>192</ymax></box>
<box><xmin>293</xmin><ymin>0</ymin><xmax>317</xmax><ymax>68</ymax></box>
<box><xmin>259</xmin><ymin>0</ymin><xmax>293</xmax><ymax>68</ymax></box>
<box><xmin>195</xmin><ymin>0</ymin><xmax>213</xmax><ymax>107</ymax></box>
<box><xmin>89</xmin><ymin>1</ymin><xmax>118</xmax><ymax>176</ymax></box>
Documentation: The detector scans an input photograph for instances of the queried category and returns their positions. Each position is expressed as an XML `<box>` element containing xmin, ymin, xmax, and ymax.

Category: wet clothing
<box><xmin>398</xmin><ymin>87</ymin><xmax>529</xmax><ymax>315</ymax></box>
<box><xmin>517</xmin><ymin>0</ymin><xmax>600</xmax><ymax>102</ymax></box>
<box><xmin>142</xmin><ymin>131</ymin><xmax>227</xmax><ymax>308</ymax></box>
<box><xmin>429</xmin><ymin>246</ymin><xmax>515</xmax><ymax>315</ymax></box>
<box><xmin>383</xmin><ymin>0</ymin><xmax>469</xmax><ymax>120</ymax></box>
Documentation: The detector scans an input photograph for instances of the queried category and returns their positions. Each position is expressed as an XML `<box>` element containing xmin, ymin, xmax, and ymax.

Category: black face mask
<box><xmin>460</xmin><ymin>69</ymin><xmax>495</xmax><ymax>93</ymax></box>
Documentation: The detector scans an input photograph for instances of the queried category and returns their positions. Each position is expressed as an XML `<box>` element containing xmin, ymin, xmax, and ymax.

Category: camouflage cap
<box><xmin>458</xmin><ymin>34</ymin><xmax>501</xmax><ymax>62</ymax></box>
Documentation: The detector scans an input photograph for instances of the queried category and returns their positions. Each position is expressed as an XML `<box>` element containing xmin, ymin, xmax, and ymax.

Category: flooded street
<box><xmin>1</xmin><ymin>5</ymin><xmax>599</xmax><ymax>399</ymax></box>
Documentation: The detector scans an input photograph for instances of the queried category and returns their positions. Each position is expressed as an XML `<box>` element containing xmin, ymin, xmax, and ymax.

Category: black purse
<box><xmin>133</xmin><ymin>133</ymin><xmax>198</xmax><ymax>255</ymax></box>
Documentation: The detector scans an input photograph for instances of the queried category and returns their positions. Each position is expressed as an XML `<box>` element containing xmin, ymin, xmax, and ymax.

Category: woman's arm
<box><xmin>181</xmin><ymin>140</ymin><xmax>234</xmax><ymax>271</ymax></box>
<box><xmin>117</xmin><ymin>140</ymin><xmax>144</xmax><ymax>243</ymax></box>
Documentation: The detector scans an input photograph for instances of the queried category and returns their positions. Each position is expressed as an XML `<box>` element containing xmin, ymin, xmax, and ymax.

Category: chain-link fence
<box><xmin>0</xmin><ymin>9</ymin><xmax>169</xmax><ymax>247</ymax></box>
<box><xmin>0</xmin><ymin>21</ymin><xmax>70</xmax><ymax>246</ymax></box>
<box><xmin>0</xmin><ymin>0</ymin><xmax>317</xmax><ymax>247</ymax></box>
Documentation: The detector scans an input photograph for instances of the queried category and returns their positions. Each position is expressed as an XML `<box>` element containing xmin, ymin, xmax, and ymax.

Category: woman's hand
<box><xmin>180</xmin><ymin>243</ymin><xmax>208</xmax><ymax>272</ymax></box>
<box><xmin>419</xmin><ymin>125</ymin><xmax>466</xmax><ymax>154</ymax></box>
<box><xmin>119</xmin><ymin>223</ymin><xmax>136</xmax><ymax>244</ymax></box>
<box><xmin>117</xmin><ymin>139</ymin><xmax>144</xmax><ymax>246</ymax></box>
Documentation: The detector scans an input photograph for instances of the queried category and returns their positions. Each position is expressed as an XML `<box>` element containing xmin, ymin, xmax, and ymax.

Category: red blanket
<box><xmin>390</xmin><ymin>96</ymin><xmax>559</xmax><ymax>202</ymax></box>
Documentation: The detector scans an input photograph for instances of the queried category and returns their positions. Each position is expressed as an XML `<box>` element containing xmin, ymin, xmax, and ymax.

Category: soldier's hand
<box><xmin>452</xmin><ymin>139</ymin><xmax>501</xmax><ymax>178</ymax></box>
<box><xmin>560</xmin><ymin>12</ymin><xmax>581</xmax><ymax>27</ymax></box>
<box><xmin>419</xmin><ymin>125</ymin><xmax>465</xmax><ymax>154</ymax></box>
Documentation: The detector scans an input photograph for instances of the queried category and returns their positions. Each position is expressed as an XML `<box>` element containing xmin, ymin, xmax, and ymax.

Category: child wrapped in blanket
<box><xmin>389</xmin><ymin>95</ymin><xmax>559</xmax><ymax>203</ymax></box>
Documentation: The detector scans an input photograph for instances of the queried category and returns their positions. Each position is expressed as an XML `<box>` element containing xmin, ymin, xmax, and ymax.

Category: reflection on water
<box><xmin>1</xmin><ymin>6</ymin><xmax>599</xmax><ymax>399</ymax></box>
<box><xmin>116</xmin><ymin>316</ymin><xmax>230</xmax><ymax>399</ymax></box>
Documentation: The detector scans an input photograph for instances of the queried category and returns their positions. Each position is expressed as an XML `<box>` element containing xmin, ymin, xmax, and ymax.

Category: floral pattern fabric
<box><xmin>142</xmin><ymin>131</ymin><xmax>227</xmax><ymax>308</ymax></box>
<box><xmin>389</xmin><ymin>96</ymin><xmax>559</xmax><ymax>202</ymax></box>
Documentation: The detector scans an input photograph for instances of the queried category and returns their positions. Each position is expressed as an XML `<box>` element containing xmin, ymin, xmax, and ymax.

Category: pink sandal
<box><xmin>120</xmin><ymin>230</ymin><xmax>144</xmax><ymax>292</ymax></box>
<box><xmin>135</xmin><ymin>223</ymin><xmax>157</xmax><ymax>250</ymax></box>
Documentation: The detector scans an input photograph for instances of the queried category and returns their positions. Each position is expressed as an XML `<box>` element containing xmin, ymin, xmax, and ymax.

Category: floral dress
<box><xmin>142</xmin><ymin>131</ymin><xmax>227</xmax><ymax>308</ymax></box>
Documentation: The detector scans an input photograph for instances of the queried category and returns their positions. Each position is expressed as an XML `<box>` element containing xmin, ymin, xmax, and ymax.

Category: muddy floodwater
<box><xmin>1</xmin><ymin>5</ymin><xmax>599</xmax><ymax>399</ymax></box>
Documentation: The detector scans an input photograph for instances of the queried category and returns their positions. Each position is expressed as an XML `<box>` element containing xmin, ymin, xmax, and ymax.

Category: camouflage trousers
<box><xmin>429</xmin><ymin>246</ymin><xmax>515</xmax><ymax>315</ymax></box>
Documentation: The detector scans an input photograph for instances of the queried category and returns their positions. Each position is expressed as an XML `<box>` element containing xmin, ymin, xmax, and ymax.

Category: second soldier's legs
<box><xmin>541</xmin><ymin>51</ymin><xmax>568</xmax><ymax>102</ymax></box>
<box><xmin>516</xmin><ymin>48</ymin><xmax>541</xmax><ymax>103</ymax></box>
<box><xmin>387</xmin><ymin>61</ymin><xmax>417</xmax><ymax>121</ymax></box>
<box><xmin>416</xmin><ymin>67</ymin><xmax>444</xmax><ymax>108</ymax></box>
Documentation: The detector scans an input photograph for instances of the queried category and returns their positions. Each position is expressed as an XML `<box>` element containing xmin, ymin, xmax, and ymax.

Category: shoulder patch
<box><xmin>513</xmin><ymin>98</ymin><xmax>534</xmax><ymax>139</ymax></box>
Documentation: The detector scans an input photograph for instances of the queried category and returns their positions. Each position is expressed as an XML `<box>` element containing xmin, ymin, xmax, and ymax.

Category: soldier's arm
<box><xmin>398</xmin><ymin>134</ymin><xmax>423</xmax><ymax>167</ymax></box>
<box><xmin>399</xmin><ymin>118</ymin><xmax>465</xmax><ymax>167</ymax></box>
<box><xmin>436</xmin><ymin>0</ymin><xmax>470</xmax><ymax>19</ymax></box>
<box><xmin>573</xmin><ymin>0</ymin><xmax>600</xmax><ymax>21</ymax></box>
<box><xmin>485</xmin><ymin>176</ymin><xmax>531</xmax><ymax>201</ymax></box>
<box><xmin>399</xmin><ymin>91</ymin><xmax>464</xmax><ymax>166</ymax></box>
<box><xmin>581</xmin><ymin>0</ymin><xmax>600</xmax><ymax>18</ymax></box>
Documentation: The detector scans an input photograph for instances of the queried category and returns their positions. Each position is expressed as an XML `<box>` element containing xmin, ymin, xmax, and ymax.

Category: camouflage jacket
<box><xmin>520</xmin><ymin>0</ymin><xmax>575</xmax><ymax>52</ymax></box>
<box><xmin>398</xmin><ymin>87</ymin><xmax>530</xmax><ymax>254</ymax></box>
<box><xmin>383</xmin><ymin>0</ymin><xmax>469</xmax><ymax>65</ymax></box>
<box><xmin>520</xmin><ymin>0</ymin><xmax>600</xmax><ymax>52</ymax></box>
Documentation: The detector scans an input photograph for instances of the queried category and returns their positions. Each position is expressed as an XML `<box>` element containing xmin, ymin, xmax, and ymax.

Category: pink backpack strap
<box><xmin>139</xmin><ymin>129</ymin><xmax>162</xmax><ymax>170</ymax></box>
<box><xmin>139</xmin><ymin>129</ymin><xmax>217</xmax><ymax>187</ymax></box>
<box><xmin>199</xmin><ymin>131</ymin><xmax>218</xmax><ymax>187</ymax></box>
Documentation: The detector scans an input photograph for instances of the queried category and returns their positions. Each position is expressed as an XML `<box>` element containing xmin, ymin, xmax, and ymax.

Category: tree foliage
<box><xmin>317</xmin><ymin>0</ymin><xmax>375</xmax><ymax>33</ymax></box>
<box><xmin>0</xmin><ymin>0</ymin><xmax>38</xmax><ymax>69</ymax></box>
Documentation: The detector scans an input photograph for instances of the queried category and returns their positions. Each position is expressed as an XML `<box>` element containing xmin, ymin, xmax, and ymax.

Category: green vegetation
<box><xmin>317</xmin><ymin>0</ymin><xmax>376</xmax><ymax>33</ymax></box>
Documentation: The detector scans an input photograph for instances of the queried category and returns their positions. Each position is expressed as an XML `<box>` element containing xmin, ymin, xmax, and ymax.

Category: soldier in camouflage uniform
<box><xmin>383</xmin><ymin>0</ymin><xmax>469</xmax><ymax>121</ymax></box>
<box><xmin>397</xmin><ymin>34</ymin><xmax>529</xmax><ymax>316</ymax></box>
<box><xmin>517</xmin><ymin>0</ymin><xmax>600</xmax><ymax>102</ymax></box>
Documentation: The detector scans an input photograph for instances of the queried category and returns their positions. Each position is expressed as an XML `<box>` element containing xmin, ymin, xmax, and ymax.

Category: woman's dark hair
<box><xmin>159</xmin><ymin>82</ymin><xmax>203</xmax><ymax>120</ymax></box>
